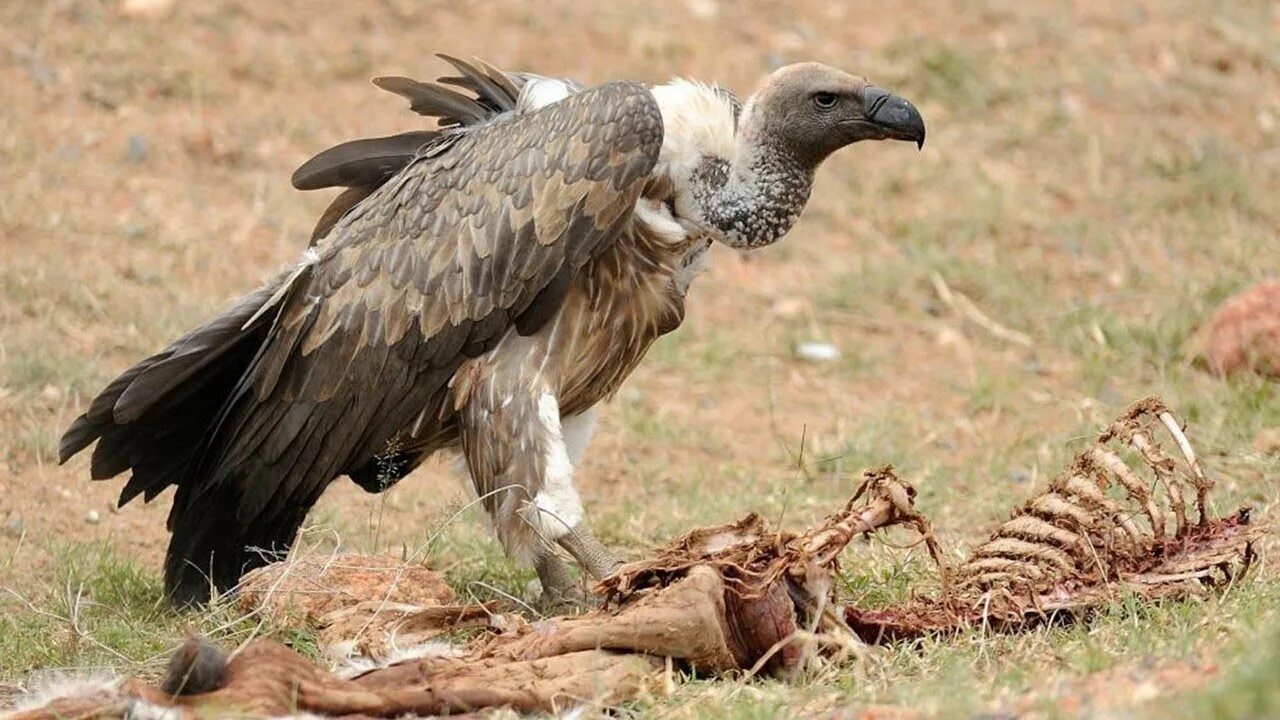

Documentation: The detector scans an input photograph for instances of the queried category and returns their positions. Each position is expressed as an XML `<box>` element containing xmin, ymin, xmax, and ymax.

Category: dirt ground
<box><xmin>2</xmin><ymin>0</ymin><xmax>1278</xmax><ymax>718</ymax></box>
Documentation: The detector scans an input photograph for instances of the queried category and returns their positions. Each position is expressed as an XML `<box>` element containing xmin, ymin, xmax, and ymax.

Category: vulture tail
<box><xmin>162</xmin><ymin>481</ymin><xmax>309</xmax><ymax>608</ymax></box>
<box><xmin>58</xmin><ymin>276</ymin><xmax>290</xmax><ymax>606</ymax></box>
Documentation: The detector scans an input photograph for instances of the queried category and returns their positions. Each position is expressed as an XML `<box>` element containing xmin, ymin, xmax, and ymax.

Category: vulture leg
<box><xmin>458</xmin><ymin>355</ymin><xmax>615</xmax><ymax>601</ymax></box>
<box><xmin>554</xmin><ymin>407</ymin><xmax>621</xmax><ymax>580</ymax></box>
<box><xmin>558</xmin><ymin>526</ymin><xmax>621</xmax><ymax>580</ymax></box>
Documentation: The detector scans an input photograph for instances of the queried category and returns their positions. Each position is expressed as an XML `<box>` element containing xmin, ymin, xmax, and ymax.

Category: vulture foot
<box><xmin>559</xmin><ymin>526</ymin><xmax>622</xmax><ymax>581</ymax></box>
<box><xmin>534</xmin><ymin>551</ymin><xmax>590</xmax><ymax>612</ymax></box>
<box><xmin>533</xmin><ymin>527</ymin><xmax>621</xmax><ymax>612</ymax></box>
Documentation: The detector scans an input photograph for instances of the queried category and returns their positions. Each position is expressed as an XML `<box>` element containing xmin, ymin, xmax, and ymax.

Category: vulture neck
<box><xmin>695</xmin><ymin>133</ymin><xmax>815</xmax><ymax>249</ymax></box>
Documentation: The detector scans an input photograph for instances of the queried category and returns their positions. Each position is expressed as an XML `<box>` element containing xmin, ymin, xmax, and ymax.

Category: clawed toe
<box><xmin>535</xmin><ymin>582</ymin><xmax>593</xmax><ymax>614</ymax></box>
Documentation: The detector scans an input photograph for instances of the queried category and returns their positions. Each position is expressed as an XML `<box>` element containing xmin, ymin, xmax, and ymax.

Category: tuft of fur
<box><xmin>8</xmin><ymin>671</ymin><xmax>121</xmax><ymax>713</ymax></box>
<box><xmin>332</xmin><ymin>640</ymin><xmax>464</xmax><ymax>680</ymax></box>
<box><xmin>159</xmin><ymin>635</ymin><xmax>229</xmax><ymax>696</ymax></box>
<box><xmin>648</xmin><ymin>79</ymin><xmax>738</xmax><ymax>184</ymax></box>
<box><xmin>517</xmin><ymin>76</ymin><xmax>573</xmax><ymax>112</ymax></box>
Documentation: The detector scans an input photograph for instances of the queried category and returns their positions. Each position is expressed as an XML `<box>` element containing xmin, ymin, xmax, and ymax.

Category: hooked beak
<box><xmin>857</xmin><ymin>86</ymin><xmax>926</xmax><ymax>149</ymax></box>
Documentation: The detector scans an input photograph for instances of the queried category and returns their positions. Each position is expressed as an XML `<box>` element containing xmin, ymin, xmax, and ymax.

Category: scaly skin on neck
<box><xmin>689</xmin><ymin>139</ymin><xmax>816</xmax><ymax>249</ymax></box>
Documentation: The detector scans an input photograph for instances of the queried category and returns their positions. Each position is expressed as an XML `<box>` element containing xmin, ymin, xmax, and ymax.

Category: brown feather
<box><xmin>309</xmin><ymin>186</ymin><xmax>376</xmax><ymax>245</ymax></box>
<box><xmin>435</xmin><ymin>54</ymin><xmax>516</xmax><ymax>112</ymax></box>
<box><xmin>196</xmin><ymin>82</ymin><xmax>658</xmax><ymax>595</ymax></box>
<box><xmin>371</xmin><ymin>76</ymin><xmax>487</xmax><ymax>125</ymax></box>
<box><xmin>60</xmin><ymin>72</ymin><xmax>666</xmax><ymax>605</ymax></box>
<box><xmin>291</xmin><ymin>131</ymin><xmax>437</xmax><ymax>191</ymax></box>
<box><xmin>476</xmin><ymin>59</ymin><xmax>523</xmax><ymax>101</ymax></box>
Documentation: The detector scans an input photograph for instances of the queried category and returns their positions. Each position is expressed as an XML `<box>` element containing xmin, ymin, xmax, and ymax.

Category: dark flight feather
<box><xmin>60</xmin><ymin>79</ymin><xmax>665</xmax><ymax>607</ymax></box>
<box><xmin>371</xmin><ymin>76</ymin><xmax>488</xmax><ymax>126</ymax></box>
<box><xmin>435</xmin><ymin>54</ymin><xmax>516</xmax><ymax>112</ymax></box>
<box><xmin>475</xmin><ymin>59</ymin><xmax>523</xmax><ymax>103</ymax></box>
<box><xmin>290</xmin><ymin>131</ymin><xmax>437</xmax><ymax>191</ymax></box>
<box><xmin>307</xmin><ymin>186</ymin><xmax>376</xmax><ymax>245</ymax></box>
<box><xmin>295</xmin><ymin>64</ymin><xmax>528</xmax><ymax>245</ymax></box>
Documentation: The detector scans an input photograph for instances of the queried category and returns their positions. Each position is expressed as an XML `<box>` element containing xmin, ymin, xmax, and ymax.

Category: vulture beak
<box><xmin>858</xmin><ymin>86</ymin><xmax>926</xmax><ymax>150</ymax></box>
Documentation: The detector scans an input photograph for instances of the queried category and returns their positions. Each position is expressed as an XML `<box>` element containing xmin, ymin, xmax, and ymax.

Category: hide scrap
<box><xmin>11</xmin><ymin>396</ymin><xmax>1265</xmax><ymax>719</ymax></box>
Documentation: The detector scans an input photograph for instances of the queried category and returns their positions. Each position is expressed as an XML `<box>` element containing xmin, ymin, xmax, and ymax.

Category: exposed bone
<box><xmin>485</xmin><ymin>567</ymin><xmax>748</xmax><ymax>672</ymax></box>
<box><xmin>997</xmin><ymin>515</ymin><xmax>1086</xmax><ymax>555</ymax></box>
<box><xmin>1086</xmin><ymin>447</ymin><xmax>1163</xmax><ymax>538</ymax></box>
<box><xmin>848</xmin><ymin>398</ymin><xmax>1265</xmax><ymax>643</ymax></box>
<box><xmin>10</xmin><ymin>396</ymin><xmax>1265</xmax><ymax>720</ymax></box>
<box><xmin>1158</xmin><ymin>410</ymin><xmax>1213</xmax><ymax>524</ymax></box>
<box><xmin>1127</xmin><ymin>431</ymin><xmax>1189</xmax><ymax>535</ymax></box>
<box><xmin>1027</xmin><ymin>493</ymin><xmax>1098</xmax><ymax>529</ymax></box>
<box><xmin>1055</xmin><ymin>474</ymin><xmax>1144</xmax><ymax>547</ymax></box>
<box><xmin>972</xmin><ymin>537</ymin><xmax>1076</xmax><ymax>575</ymax></box>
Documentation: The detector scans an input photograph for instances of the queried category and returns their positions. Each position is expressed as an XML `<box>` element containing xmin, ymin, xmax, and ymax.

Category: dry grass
<box><xmin>2</xmin><ymin>0</ymin><xmax>1279</xmax><ymax>717</ymax></box>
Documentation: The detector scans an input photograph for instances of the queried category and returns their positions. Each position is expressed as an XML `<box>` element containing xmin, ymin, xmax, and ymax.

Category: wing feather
<box><xmin>187</xmin><ymin>82</ymin><xmax>663</xmax><ymax>535</ymax></box>
<box><xmin>290</xmin><ymin>131</ymin><xmax>438</xmax><ymax>191</ymax></box>
<box><xmin>435</xmin><ymin>54</ymin><xmax>517</xmax><ymax>112</ymax></box>
<box><xmin>371</xmin><ymin>76</ymin><xmax>487</xmax><ymax>126</ymax></box>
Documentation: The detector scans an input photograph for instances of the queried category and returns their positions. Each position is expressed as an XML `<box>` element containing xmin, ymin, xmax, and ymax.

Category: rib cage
<box><xmin>957</xmin><ymin>396</ymin><xmax>1220</xmax><ymax>600</ymax></box>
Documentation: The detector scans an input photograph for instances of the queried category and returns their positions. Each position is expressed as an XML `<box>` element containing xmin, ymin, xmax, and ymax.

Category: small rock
<box><xmin>1253</xmin><ymin>428</ymin><xmax>1280</xmax><ymax>456</ymax></box>
<box><xmin>685</xmin><ymin>0</ymin><xmax>718</xmax><ymax>19</ymax></box>
<box><xmin>1006</xmin><ymin>468</ymin><xmax>1032</xmax><ymax>484</ymax></box>
<box><xmin>3</xmin><ymin>511</ymin><xmax>23</xmax><ymax>538</ymax></box>
<box><xmin>86</xmin><ymin>509</ymin><xmax>101</xmax><ymax>524</ymax></box>
<box><xmin>935</xmin><ymin>326</ymin><xmax>966</xmax><ymax>349</ymax></box>
<box><xmin>794</xmin><ymin>341</ymin><xmax>841</xmax><ymax>363</ymax></box>
<box><xmin>56</xmin><ymin>487</ymin><xmax>72</xmax><ymax>499</ymax></box>
<box><xmin>1058</xmin><ymin>91</ymin><xmax>1084</xmax><ymax>119</ymax></box>
<box><xmin>120</xmin><ymin>0</ymin><xmax>174</xmax><ymax>18</ymax></box>
<box><xmin>125</xmin><ymin>134</ymin><xmax>149</xmax><ymax>164</ymax></box>
<box><xmin>1200</xmin><ymin>280</ymin><xmax>1280</xmax><ymax>379</ymax></box>
<box><xmin>1260</xmin><ymin>109</ymin><xmax>1276</xmax><ymax>133</ymax></box>
<box><xmin>40</xmin><ymin>384</ymin><xmax>61</xmax><ymax>402</ymax></box>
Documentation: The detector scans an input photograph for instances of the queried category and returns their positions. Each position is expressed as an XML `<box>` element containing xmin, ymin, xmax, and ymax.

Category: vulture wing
<box><xmin>293</xmin><ymin>56</ymin><xmax>548</xmax><ymax>244</ymax></box>
<box><xmin>180</xmin><ymin>80</ymin><xmax>661</xmax><ymax>596</ymax></box>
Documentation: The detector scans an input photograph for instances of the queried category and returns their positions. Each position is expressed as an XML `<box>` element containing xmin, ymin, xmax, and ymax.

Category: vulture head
<box><xmin>744</xmin><ymin>62</ymin><xmax>926</xmax><ymax>161</ymax></box>
<box><xmin>665</xmin><ymin>62</ymin><xmax>925</xmax><ymax>249</ymax></box>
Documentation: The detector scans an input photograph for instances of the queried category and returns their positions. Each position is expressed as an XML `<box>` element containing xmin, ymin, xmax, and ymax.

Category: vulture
<box><xmin>59</xmin><ymin>56</ymin><xmax>925</xmax><ymax>607</ymax></box>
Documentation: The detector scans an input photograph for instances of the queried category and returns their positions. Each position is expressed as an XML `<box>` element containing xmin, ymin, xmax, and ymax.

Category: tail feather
<box><xmin>161</xmin><ymin>492</ymin><xmax>243</xmax><ymax>607</ymax></box>
<box><xmin>59</xmin><ymin>281</ymin><xmax>283</xmax><ymax>509</ymax></box>
<box><xmin>59</xmin><ymin>356</ymin><xmax>164</xmax><ymax>463</ymax></box>
<box><xmin>164</xmin><ymin>481</ymin><xmax>313</xmax><ymax>607</ymax></box>
<box><xmin>59</xmin><ymin>277</ymin><xmax>302</xmax><ymax>607</ymax></box>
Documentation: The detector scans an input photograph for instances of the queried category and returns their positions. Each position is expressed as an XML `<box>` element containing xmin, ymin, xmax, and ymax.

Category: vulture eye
<box><xmin>812</xmin><ymin>92</ymin><xmax>838</xmax><ymax>110</ymax></box>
